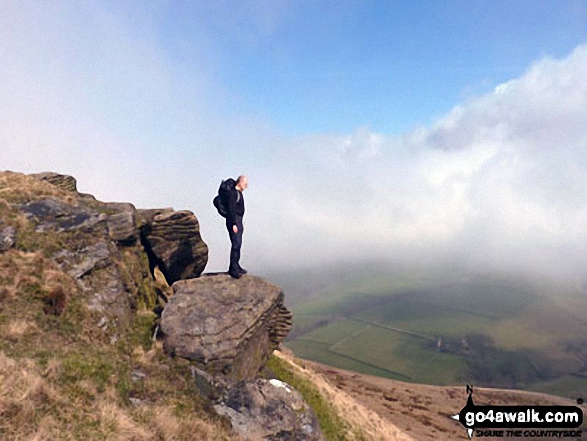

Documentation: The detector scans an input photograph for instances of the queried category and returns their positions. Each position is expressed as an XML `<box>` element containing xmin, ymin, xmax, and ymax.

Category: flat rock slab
<box><xmin>214</xmin><ymin>378</ymin><xmax>325</xmax><ymax>441</ymax></box>
<box><xmin>161</xmin><ymin>274</ymin><xmax>292</xmax><ymax>381</ymax></box>
<box><xmin>21</xmin><ymin>198</ymin><xmax>106</xmax><ymax>233</ymax></box>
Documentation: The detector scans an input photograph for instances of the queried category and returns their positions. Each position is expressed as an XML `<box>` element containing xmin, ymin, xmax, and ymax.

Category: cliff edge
<box><xmin>0</xmin><ymin>170</ymin><xmax>321</xmax><ymax>441</ymax></box>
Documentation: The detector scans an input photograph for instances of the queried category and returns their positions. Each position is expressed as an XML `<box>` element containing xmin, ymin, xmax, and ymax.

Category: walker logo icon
<box><xmin>450</xmin><ymin>385</ymin><xmax>584</xmax><ymax>439</ymax></box>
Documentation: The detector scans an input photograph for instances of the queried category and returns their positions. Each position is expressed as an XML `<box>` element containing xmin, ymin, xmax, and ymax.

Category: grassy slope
<box><xmin>267</xmin><ymin>350</ymin><xmax>413</xmax><ymax>441</ymax></box>
<box><xmin>0</xmin><ymin>172</ymin><xmax>233</xmax><ymax>440</ymax></box>
<box><xmin>304</xmin><ymin>357</ymin><xmax>587</xmax><ymax>441</ymax></box>
<box><xmin>265</xmin><ymin>354</ymin><xmax>353</xmax><ymax>440</ymax></box>
<box><xmin>0</xmin><ymin>254</ymin><xmax>232</xmax><ymax>441</ymax></box>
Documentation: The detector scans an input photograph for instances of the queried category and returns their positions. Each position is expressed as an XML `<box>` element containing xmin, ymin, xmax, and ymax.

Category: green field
<box><xmin>282</xmin><ymin>271</ymin><xmax>587</xmax><ymax>399</ymax></box>
<box><xmin>528</xmin><ymin>374</ymin><xmax>587</xmax><ymax>399</ymax></box>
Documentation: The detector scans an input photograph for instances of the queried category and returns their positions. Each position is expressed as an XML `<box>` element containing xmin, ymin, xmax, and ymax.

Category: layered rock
<box><xmin>19</xmin><ymin>196</ymin><xmax>144</xmax><ymax>329</ymax></box>
<box><xmin>214</xmin><ymin>378</ymin><xmax>325</xmax><ymax>441</ymax></box>
<box><xmin>29</xmin><ymin>171</ymin><xmax>78</xmax><ymax>192</ymax></box>
<box><xmin>105</xmin><ymin>202</ymin><xmax>139</xmax><ymax>245</ymax></box>
<box><xmin>160</xmin><ymin>274</ymin><xmax>293</xmax><ymax>381</ymax></box>
<box><xmin>6</xmin><ymin>172</ymin><xmax>209</xmax><ymax>334</ymax></box>
<box><xmin>269</xmin><ymin>303</ymin><xmax>293</xmax><ymax>348</ymax></box>
<box><xmin>139</xmin><ymin>209</ymin><xmax>208</xmax><ymax>284</ymax></box>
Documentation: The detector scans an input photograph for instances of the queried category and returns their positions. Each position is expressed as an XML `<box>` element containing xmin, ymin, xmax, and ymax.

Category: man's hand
<box><xmin>232</xmin><ymin>225</ymin><xmax>238</xmax><ymax>233</ymax></box>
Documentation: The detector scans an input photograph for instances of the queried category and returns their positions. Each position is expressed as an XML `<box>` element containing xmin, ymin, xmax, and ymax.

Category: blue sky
<box><xmin>2</xmin><ymin>0</ymin><xmax>587</xmax><ymax>278</ymax></box>
<box><xmin>157</xmin><ymin>0</ymin><xmax>587</xmax><ymax>135</ymax></box>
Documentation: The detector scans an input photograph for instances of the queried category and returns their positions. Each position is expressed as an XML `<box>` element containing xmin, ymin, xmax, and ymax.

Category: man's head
<box><xmin>235</xmin><ymin>175</ymin><xmax>248</xmax><ymax>191</ymax></box>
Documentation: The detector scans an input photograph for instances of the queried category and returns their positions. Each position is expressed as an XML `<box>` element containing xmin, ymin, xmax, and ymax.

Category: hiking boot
<box><xmin>228</xmin><ymin>271</ymin><xmax>241</xmax><ymax>279</ymax></box>
<box><xmin>238</xmin><ymin>267</ymin><xmax>248</xmax><ymax>275</ymax></box>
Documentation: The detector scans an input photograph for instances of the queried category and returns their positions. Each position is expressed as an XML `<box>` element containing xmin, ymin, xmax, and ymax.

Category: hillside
<box><xmin>0</xmin><ymin>171</ymin><xmax>233</xmax><ymax>439</ymax></box>
<box><xmin>297</xmin><ymin>355</ymin><xmax>586</xmax><ymax>440</ymax></box>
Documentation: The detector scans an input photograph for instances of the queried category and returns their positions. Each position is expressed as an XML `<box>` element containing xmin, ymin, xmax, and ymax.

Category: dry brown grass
<box><xmin>154</xmin><ymin>267</ymin><xmax>169</xmax><ymax>287</ymax></box>
<box><xmin>0</xmin><ymin>350</ymin><xmax>234</xmax><ymax>441</ymax></box>
<box><xmin>1</xmin><ymin>250</ymin><xmax>48</xmax><ymax>287</ymax></box>
<box><xmin>153</xmin><ymin>266</ymin><xmax>173</xmax><ymax>302</ymax></box>
<box><xmin>0</xmin><ymin>352</ymin><xmax>61</xmax><ymax>440</ymax></box>
<box><xmin>144</xmin><ymin>405</ymin><xmax>235</xmax><ymax>441</ymax></box>
<box><xmin>303</xmin><ymin>358</ymin><xmax>587</xmax><ymax>441</ymax></box>
<box><xmin>43</xmin><ymin>268</ymin><xmax>76</xmax><ymax>293</ymax></box>
<box><xmin>5</xmin><ymin>319</ymin><xmax>38</xmax><ymax>341</ymax></box>
<box><xmin>274</xmin><ymin>350</ymin><xmax>413</xmax><ymax>441</ymax></box>
<box><xmin>0</xmin><ymin>263</ymin><xmax>231</xmax><ymax>439</ymax></box>
<box><xmin>97</xmin><ymin>400</ymin><xmax>151</xmax><ymax>440</ymax></box>
<box><xmin>0</xmin><ymin>249</ymin><xmax>77</xmax><ymax>318</ymax></box>
<box><xmin>0</xmin><ymin>171</ymin><xmax>76</xmax><ymax>205</ymax></box>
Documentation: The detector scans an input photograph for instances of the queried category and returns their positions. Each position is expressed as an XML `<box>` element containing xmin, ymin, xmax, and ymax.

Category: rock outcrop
<box><xmin>158</xmin><ymin>273</ymin><xmax>316</xmax><ymax>440</ymax></box>
<box><xmin>0</xmin><ymin>225</ymin><xmax>16</xmax><ymax>252</ymax></box>
<box><xmin>21</xmin><ymin>197</ymin><xmax>107</xmax><ymax>234</ymax></box>
<box><xmin>214</xmin><ymin>378</ymin><xmax>325</xmax><ymax>441</ymax></box>
<box><xmin>160</xmin><ymin>274</ymin><xmax>293</xmax><ymax>381</ymax></box>
<box><xmin>17</xmin><ymin>193</ymin><xmax>148</xmax><ymax>330</ymax></box>
<box><xmin>139</xmin><ymin>208</ymin><xmax>208</xmax><ymax>284</ymax></box>
<box><xmin>0</xmin><ymin>170</ymin><xmax>322</xmax><ymax>441</ymax></box>
<box><xmin>1</xmin><ymin>171</ymin><xmax>209</xmax><ymax>336</ymax></box>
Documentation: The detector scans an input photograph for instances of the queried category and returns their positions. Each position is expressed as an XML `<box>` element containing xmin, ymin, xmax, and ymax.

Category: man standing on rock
<box><xmin>225</xmin><ymin>175</ymin><xmax>248</xmax><ymax>279</ymax></box>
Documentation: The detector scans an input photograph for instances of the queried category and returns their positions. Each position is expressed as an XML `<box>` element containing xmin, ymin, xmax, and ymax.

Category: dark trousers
<box><xmin>226</xmin><ymin>215</ymin><xmax>243</xmax><ymax>274</ymax></box>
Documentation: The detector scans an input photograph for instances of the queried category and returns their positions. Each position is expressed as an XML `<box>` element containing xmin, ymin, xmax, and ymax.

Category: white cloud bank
<box><xmin>249</xmin><ymin>44</ymin><xmax>587</xmax><ymax>281</ymax></box>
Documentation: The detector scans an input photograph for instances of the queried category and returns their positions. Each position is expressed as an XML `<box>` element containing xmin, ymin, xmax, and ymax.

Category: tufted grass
<box><xmin>266</xmin><ymin>353</ymin><xmax>353</xmax><ymax>440</ymax></box>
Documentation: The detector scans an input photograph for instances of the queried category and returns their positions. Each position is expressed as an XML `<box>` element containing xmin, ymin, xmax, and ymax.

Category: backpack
<box><xmin>213</xmin><ymin>178</ymin><xmax>235</xmax><ymax>218</ymax></box>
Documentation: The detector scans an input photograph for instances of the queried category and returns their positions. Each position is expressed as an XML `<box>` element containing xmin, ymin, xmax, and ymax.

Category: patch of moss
<box><xmin>126</xmin><ymin>311</ymin><xmax>156</xmax><ymax>351</ymax></box>
<box><xmin>119</xmin><ymin>248</ymin><xmax>158</xmax><ymax>311</ymax></box>
<box><xmin>115</xmin><ymin>369</ymin><xmax>133</xmax><ymax>404</ymax></box>
<box><xmin>60</xmin><ymin>351</ymin><xmax>117</xmax><ymax>392</ymax></box>
<box><xmin>266</xmin><ymin>354</ymin><xmax>352</xmax><ymax>441</ymax></box>
<box><xmin>139</xmin><ymin>274</ymin><xmax>158</xmax><ymax>310</ymax></box>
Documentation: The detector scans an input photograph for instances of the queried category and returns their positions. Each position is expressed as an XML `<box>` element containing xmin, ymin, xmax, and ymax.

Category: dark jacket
<box><xmin>225</xmin><ymin>180</ymin><xmax>245</xmax><ymax>226</ymax></box>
